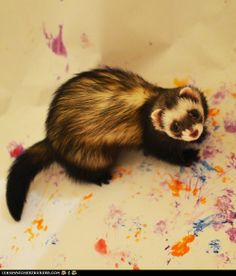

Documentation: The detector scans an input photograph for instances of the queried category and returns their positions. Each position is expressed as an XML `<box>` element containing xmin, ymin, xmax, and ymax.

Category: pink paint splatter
<box><xmin>224</xmin><ymin>113</ymin><xmax>236</xmax><ymax>133</ymax></box>
<box><xmin>215</xmin><ymin>195</ymin><xmax>233</xmax><ymax>213</ymax></box>
<box><xmin>80</xmin><ymin>33</ymin><xmax>91</xmax><ymax>48</ymax></box>
<box><xmin>154</xmin><ymin>220</ymin><xmax>167</xmax><ymax>235</ymax></box>
<box><xmin>226</xmin><ymin>227</ymin><xmax>236</xmax><ymax>243</ymax></box>
<box><xmin>95</xmin><ymin>239</ymin><xmax>108</xmax><ymax>255</ymax></box>
<box><xmin>7</xmin><ymin>142</ymin><xmax>25</xmax><ymax>158</ymax></box>
<box><xmin>43</xmin><ymin>24</ymin><xmax>67</xmax><ymax>57</ymax></box>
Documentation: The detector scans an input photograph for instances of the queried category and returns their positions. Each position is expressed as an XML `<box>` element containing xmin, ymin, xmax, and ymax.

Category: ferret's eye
<box><xmin>171</xmin><ymin>121</ymin><xmax>181</xmax><ymax>133</ymax></box>
<box><xmin>188</xmin><ymin>109</ymin><xmax>200</xmax><ymax>120</ymax></box>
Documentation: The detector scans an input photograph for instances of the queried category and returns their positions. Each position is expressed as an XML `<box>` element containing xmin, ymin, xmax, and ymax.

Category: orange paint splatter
<box><xmin>200</xmin><ymin>197</ymin><xmax>206</xmax><ymax>204</ymax></box>
<box><xmin>214</xmin><ymin>166</ymin><xmax>224</xmax><ymax>175</ymax></box>
<box><xmin>132</xmin><ymin>264</ymin><xmax>140</xmax><ymax>270</ymax></box>
<box><xmin>112</xmin><ymin>166</ymin><xmax>132</xmax><ymax>180</ymax></box>
<box><xmin>33</xmin><ymin>218</ymin><xmax>44</xmax><ymax>230</ymax></box>
<box><xmin>231</xmin><ymin>92</ymin><xmax>236</xmax><ymax>99</ymax></box>
<box><xmin>115</xmin><ymin>263</ymin><xmax>119</xmax><ymax>268</ymax></box>
<box><xmin>83</xmin><ymin>193</ymin><xmax>93</xmax><ymax>200</ymax></box>
<box><xmin>95</xmin><ymin>239</ymin><xmax>108</xmax><ymax>255</ymax></box>
<box><xmin>168</xmin><ymin>179</ymin><xmax>184</xmax><ymax>197</ymax></box>
<box><xmin>208</xmin><ymin>108</ymin><xmax>220</xmax><ymax>117</ymax></box>
<box><xmin>171</xmin><ymin>234</ymin><xmax>195</xmax><ymax>257</ymax></box>
<box><xmin>173</xmin><ymin>78</ymin><xmax>189</xmax><ymax>87</ymax></box>
<box><xmin>0</xmin><ymin>263</ymin><xmax>3</xmax><ymax>268</ymax></box>
<box><xmin>192</xmin><ymin>187</ymin><xmax>199</xmax><ymax>196</ymax></box>
<box><xmin>222</xmin><ymin>176</ymin><xmax>228</xmax><ymax>183</ymax></box>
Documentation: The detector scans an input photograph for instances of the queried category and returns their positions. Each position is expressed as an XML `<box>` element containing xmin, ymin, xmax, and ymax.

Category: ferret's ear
<box><xmin>179</xmin><ymin>87</ymin><xmax>200</xmax><ymax>101</ymax></box>
<box><xmin>151</xmin><ymin>109</ymin><xmax>163</xmax><ymax>130</ymax></box>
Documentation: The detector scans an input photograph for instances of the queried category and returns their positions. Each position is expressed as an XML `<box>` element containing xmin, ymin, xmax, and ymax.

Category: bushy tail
<box><xmin>6</xmin><ymin>139</ymin><xmax>54</xmax><ymax>221</ymax></box>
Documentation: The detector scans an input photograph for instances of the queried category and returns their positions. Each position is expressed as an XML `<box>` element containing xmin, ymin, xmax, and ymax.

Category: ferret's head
<box><xmin>151</xmin><ymin>86</ymin><xmax>208</xmax><ymax>142</ymax></box>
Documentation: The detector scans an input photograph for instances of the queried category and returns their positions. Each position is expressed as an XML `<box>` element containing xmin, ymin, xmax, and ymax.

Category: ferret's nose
<box><xmin>190</xmin><ymin>129</ymin><xmax>199</xmax><ymax>138</ymax></box>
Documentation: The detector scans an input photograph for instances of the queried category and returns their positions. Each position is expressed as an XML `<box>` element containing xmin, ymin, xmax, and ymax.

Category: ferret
<box><xmin>6</xmin><ymin>67</ymin><xmax>208</xmax><ymax>221</ymax></box>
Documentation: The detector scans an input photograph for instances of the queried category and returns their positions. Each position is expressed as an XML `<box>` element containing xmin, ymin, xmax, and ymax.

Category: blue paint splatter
<box><xmin>193</xmin><ymin>214</ymin><xmax>227</xmax><ymax>236</ymax></box>
<box><xmin>209</xmin><ymin>239</ymin><xmax>220</xmax><ymax>254</ymax></box>
<box><xmin>199</xmin><ymin>160</ymin><xmax>215</xmax><ymax>172</ymax></box>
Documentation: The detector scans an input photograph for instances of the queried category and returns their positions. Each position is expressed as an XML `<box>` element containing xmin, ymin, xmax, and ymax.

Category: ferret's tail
<box><xmin>6</xmin><ymin>139</ymin><xmax>54</xmax><ymax>221</ymax></box>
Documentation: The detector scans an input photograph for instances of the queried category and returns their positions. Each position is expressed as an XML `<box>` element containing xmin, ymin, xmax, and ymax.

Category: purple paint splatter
<box><xmin>211</xmin><ymin>86</ymin><xmax>227</xmax><ymax>105</ymax></box>
<box><xmin>225</xmin><ymin>227</ymin><xmax>236</xmax><ymax>243</ymax></box>
<box><xmin>7</xmin><ymin>142</ymin><xmax>25</xmax><ymax>158</ymax></box>
<box><xmin>202</xmin><ymin>145</ymin><xmax>221</xmax><ymax>159</ymax></box>
<box><xmin>43</xmin><ymin>24</ymin><xmax>67</xmax><ymax>57</ymax></box>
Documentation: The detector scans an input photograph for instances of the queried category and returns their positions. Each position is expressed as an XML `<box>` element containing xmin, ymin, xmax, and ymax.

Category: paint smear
<box><xmin>95</xmin><ymin>239</ymin><xmax>108</xmax><ymax>255</ymax></box>
<box><xmin>173</xmin><ymin>78</ymin><xmax>189</xmax><ymax>87</ymax></box>
<box><xmin>212</xmin><ymin>87</ymin><xmax>227</xmax><ymax>105</ymax></box>
<box><xmin>7</xmin><ymin>142</ymin><xmax>24</xmax><ymax>158</ymax></box>
<box><xmin>214</xmin><ymin>165</ymin><xmax>224</xmax><ymax>175</ymax></box>
<box><xmin>225</xmin><ymin>227</ymin><xmax>236</xmax><ymax>243</ymax></box>
<box><xmin>43</xmin><ymin>24</ymin><xmax>67</xmax><ymax>57</ymax></box>
<box><xmin>171</xmin><ymin>234</ymin><xmax>195</xmax><ymax>257</ymax></box>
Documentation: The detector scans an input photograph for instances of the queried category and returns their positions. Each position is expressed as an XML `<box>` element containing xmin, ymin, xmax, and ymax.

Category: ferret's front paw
<box><xmin>94</xmin><ymin>172</ymin><xmax>112</xmax><ymax>186</ymax></box>
<box><xmin>181</xmin><ymin>149</ymin><xmax>200</xmax><ymax>166</ymax></box>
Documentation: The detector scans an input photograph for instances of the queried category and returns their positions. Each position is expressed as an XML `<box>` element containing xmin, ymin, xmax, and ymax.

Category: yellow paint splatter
<box><xmin>33</xmin><ymin>218</ymin><xmax>44</xmax><ymax>230</ymax></box>
<box><xmin>173</xmin><ymin>78</ymin><xmax>189</xmax><ymax>87</ymax></box>
<box><xmin>171</xmin><ymin>234</ymin><xmax>195</xmax><ymax>257</ymax></box>
<box><xmin>24</xmin><ymin>227</ymin><xmax>35</xmax><ymax>241</ymax></box>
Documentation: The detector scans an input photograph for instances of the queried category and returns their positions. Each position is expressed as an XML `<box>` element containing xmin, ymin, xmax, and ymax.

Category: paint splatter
<box><xmin>208</xmin><ymin>108</ymin><xmax>220</xmax><ymax>117</ymax></box>
<box><xmin>25</xmin><ymin>218</ymin><xmax>48</xmax><ymax>241</ymax></box>
<box><xmin>43</xmin><ymin>24</ymin><xmax>67</xmax><ymax>57</ymax></box>
<box><xmin>225</xmin><ymin>228</ymin><xmax>236</xmax><ymax>243</ymax></box>
<box><xmin>45</xmin><ymin>234</ymin><xmax>59</xmax><ymax>246</ymax></box>
<box><xmin>227</xmin><ymin>152</ymin><xmax>236</xmax><ymax>169</ymax></box>
<box><xmin>154</xmin><ymin>220</ymin><xmax>167</xmax><ymax>235</ymax></box>
<box><xmin>173</xmin><ymin>78</ymin><xmax>189</xmax><ymax>87</ymax></box>
<box><xmin>168</xmin><ymin>178</ymin><xmax>184</xmax><ymax>197</ymax></box>
<box><xmin>0</xmin><ymin>263</ymin><xmax>3</xmax><ymax>268</ymax></box>
<box><xmin>209</xmin><ymin>239</ymin><xmax>221</xmax><ymax>254</ymax></box>
<box><xmin>212</xmin><ymin>86</ymin><xmax>227</xmax><ymax>105</ymax></box>
<box><xmin>7</xmin><ymin>142</ymin><xmax>24</xmax><ymax>158</ymax></box>
<box><xmin>105</xmin><ymin>205</ymin><xmax>125</xmax><ymax>229</ymax></box>
<box><xmin>171</xmin><ymin>235</ymin><xmax>195</xmax><ymax>257</ymax></box>
<box><xmin>202</xmin><ymin>145</ymin><xmax>220</xmax><ymax>159</ymax></box>
<box><xmin>224</xmin><ymin>117</ymin><xmax>236</xmax><ymax>133</ymax></box>
<box><xmin>199</xmin><ymin>160</ymin><xmax>215</xmax><ymax>172</ymax></box>
<box><xmin>80</xmin><ymin>33</ymin><xmax>91</xmax><ymax>48</ymax></box>
<box><xmin>132</xmin><ymin>264</ymin><xmax>140</xmax><ymax>270</ymax></box>
<box><xmin>95</xmin><ymin>239</ymin><xmax>108</xmax><ymax>255</ymax></box>
<box><xmin>112</xmin><ymin>166</ymin><xmax>132</xmax><ymax>180</ymax></box>
<box><xmin>83</xmin><ymin>193</ymin><xmax>93</xmax><ymax>201</ymax></box>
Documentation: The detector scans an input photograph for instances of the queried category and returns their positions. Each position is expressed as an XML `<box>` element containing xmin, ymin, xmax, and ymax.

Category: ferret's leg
<box><xmin>57</xmin><ymin>146</ymin><xmax>117</xmax><ymax>185</ymax></box>
<box><xmin>143</xmin><ymin>139</ymin><xmax>199</xmax><ymax>166</ymax></box>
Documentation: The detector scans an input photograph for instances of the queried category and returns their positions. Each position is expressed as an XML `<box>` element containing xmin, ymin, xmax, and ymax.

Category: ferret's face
<box><xmin>151</xmin><ymin>86</ymin><xmax>205</xmax><ymax>142</ymax></box>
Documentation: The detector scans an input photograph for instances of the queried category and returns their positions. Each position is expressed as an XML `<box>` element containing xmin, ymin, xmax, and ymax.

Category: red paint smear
<box><xmin>0</xmin><ymin>263</ymin><xmax>3</xmax><ymax>268</ymax></box>
<box><xmin>8</xmin><ymin>142</ymin><xmax>24</xmax><ymax>158</ymax></box>
<box><xmin>115</xmin><ymin>263</ymin><xmax>119</xmax><ymax>268</ymax></box>
<box><xmin>132</xmin><ymin>264</ymin><xmax>140</xmax><ymax>270</ymax></box>
<box><xmin>95</xmin><ymin>239</ymin><xmax>108</xmax><ymax>255</ymax></box>
<box><xmin>43</xmin><ymin>24</ymin><xmax>67</xmax><ymax>57</ymax></box>
<box><xmin>171</xmin><ymin>234</ymin><xmax>195</xmax><ymax>257</ymax></box>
